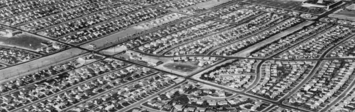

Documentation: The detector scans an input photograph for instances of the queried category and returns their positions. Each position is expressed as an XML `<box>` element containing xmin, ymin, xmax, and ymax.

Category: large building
<box><xmin>302</xmin><ymin>0</ymin><xmax>343</xmax><ymax>10</ymax></box>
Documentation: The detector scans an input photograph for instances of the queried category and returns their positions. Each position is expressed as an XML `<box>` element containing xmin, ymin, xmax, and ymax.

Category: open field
<box><xmin>329</xmin><ymin>9</ymin><xmax>355</xmax><ymax>21</ymax></box>
<box><xmin>0</xmin><ymin>32</ymin><xmax>51</xmax><ymax>51</ymax></box>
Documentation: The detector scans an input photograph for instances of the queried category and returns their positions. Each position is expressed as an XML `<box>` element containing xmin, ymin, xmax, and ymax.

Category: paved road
<box><xmin>317</xmin><ymin>34</ymin><xmax>355</xmax><ymax>111</ymax></box>
<box><xmin>278</xmin><ymin>60</ymin><xmax>323</xmax><ymax>102</ymax></box>
<box><xmin>0</xmin><ymin>57</ymin><xmax>103</xmax><ymax>96</ymax></box>
<box><xmin>158</xmin><ymin>23</ymin><xmax>235</xmax><ymax>55</ymax></box>
<box><xmin>11</xmin><ymin>64</ymin><xmax>132</xmax><ymax>112</ymax></box>
<box><xmin>134</xmin><ymin>50</ymin><xmax>355</xmax><ymax>61</ymax></box>
<box><xmin>80</xmin><ymin>26</ymin><xmax>144</xmax><ymax>49</ymax></box>
<box><xmin>206</xmin><ymin>16</ymin><xmax>297</xmax><ymax>55</ymax></box>
<box><xmin>277</xmin><ymin>33</ymin><xmax>355</xmax><ymax>110</ymax></box>
<box><xmin>231</xmin><ymin>20</ymin><xmax>314</xmax><ymax>57</ymax></box>
<box><xmin>0</xmin><ymin>48</ymin><xmax>85</xmax><ymax>81</ymax></box>
<box><xmin>0</xmin><ymin>1</ymin><xmax>351</xmax><ymax>112</ymax></box>
<box><xmin>61</xmin><ymin>72</ymin><xmax>162</xmax><ymax>111</ymax></box>
<box><xmin>321</xmin><ymin>72</ymin><xmax>355</xmax><ymax>112</ymax></box>
<box><xmin>262</xmin><ymin>23</ymin><xmax>334</xmax><ymax>59</ymax></box>
<box><xmin>118</xmin><ymin>80</ymin><xmax>186</xmax><ymax>112</ymax></box>
<box><xmin>112</xmin><ymin>53</ymin><xmax>312</xmax><ymax>112</ymax></box>
<box><xmin>186</xmin><ymin>0</ymin><xmax>233</xmax><ymax>10</ymax></box>
<box><xmin>264</xmin><ymin>105</ymin><xmax>276</xmax><ymax>112</ymax></box>
<box><xmin>113</xmin><ymin>56</ymin><xmax>312</xmax><ymax>112</ymax></box>
<box><xmin>245</xmin><ymin>60</ymin><xmax>264</xmax><ymax>92</ymax></box>
<box><xmin>15</xmin><ymin>1</ymin><xmax>115</xmax><ymax>28</ymax></box>
<box><xmin>190</xmin><ymin>59</ymin><xmax>236</xmax><ymax>78</ymax></box>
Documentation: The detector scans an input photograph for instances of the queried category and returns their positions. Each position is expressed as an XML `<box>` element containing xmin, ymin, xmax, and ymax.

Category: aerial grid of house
<box><xmin>0</xmin><ymin>0</ymin><xmax>354</xmax><ymax>112</ymax></box>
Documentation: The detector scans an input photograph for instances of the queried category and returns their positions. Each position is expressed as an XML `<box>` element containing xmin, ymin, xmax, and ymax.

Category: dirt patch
<box><xmin>0</xmin><ymin>32</ymin><xmax>50</xmax><ymax>51</ymax></box>
<box><xmin>164</xmin><ymin>63</ymin><xmax>198</xmax><ymax>72</ymax></box>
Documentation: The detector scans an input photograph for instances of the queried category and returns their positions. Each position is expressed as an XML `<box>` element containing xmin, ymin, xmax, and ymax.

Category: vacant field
<box><xmin>330</xmin><ymin>9</ymin><xmax>355</xmax><ymax>21</ymax></box>
<box><xmin>190</xmin><ymin>0</ymin><xmax>233</xmax><ymax>9</ymax></box>
<box><xmin>248</xmin><ymin>0</ymin><xmax>330</xmax><ymax>15</ymax></box>
<box><xmin>337</xmin><ymin>9</ymin><xmax>355</xmax><ymax>16</ymax></box>
<box><xmin>0</xmin><ymin>32</ymin><xmax>51</xmax><ymax>51</ymax></box>
<box><xmin>164</xmin><ymin>63</ymin><xmax>198</xmax><ymax>72</ymax></box>
<box><xmin>81</xmin><ymin>26</ymin><xmax>144</xmax><ymax>50</ymax></box>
